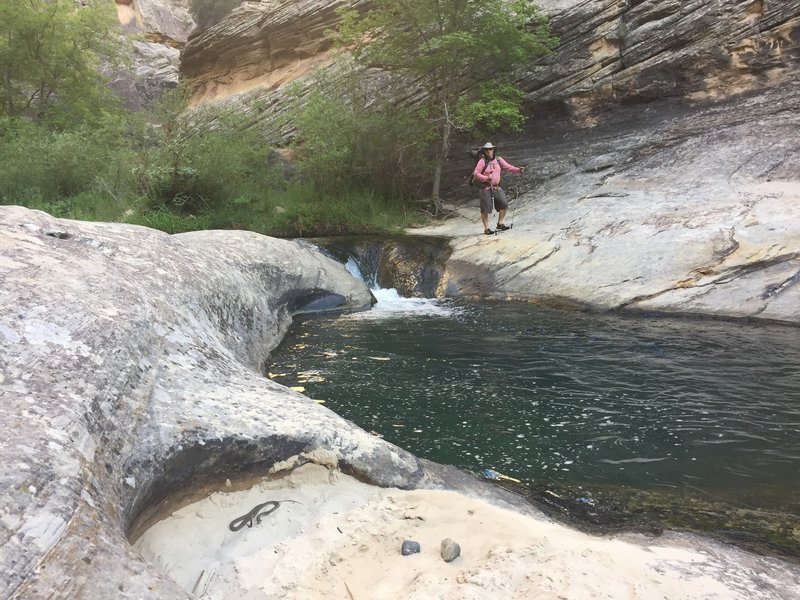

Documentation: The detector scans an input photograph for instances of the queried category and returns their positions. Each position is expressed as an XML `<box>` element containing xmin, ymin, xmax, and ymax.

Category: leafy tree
<box><xmin>333</xmin><ymin>0</ymin><xmax>556</xmax><ymax>212</ymax></box>
<box><xmin>0</xmin><ymin>0</ymin><xmax>124</xmax><ymax>128</ymax></box>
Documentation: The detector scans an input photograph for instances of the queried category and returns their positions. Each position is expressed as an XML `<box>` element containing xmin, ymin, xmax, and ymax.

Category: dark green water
<box><xmin>269</xmin><ymin>297</ymin><xmax>800</xmax><ymax>551</ymax></box>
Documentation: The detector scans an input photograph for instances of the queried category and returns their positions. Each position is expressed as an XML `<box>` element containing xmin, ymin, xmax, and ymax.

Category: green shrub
<box><xmin>132</xmin><ymin>90</ymin><xmax>279</xmax><ymax>215</ymax></box>
<box><xmin>455</xmin><ymin>83</ymin><xmax>527</xmax><ymax>137</ymax></box>
<box><xmin>0</xmin><ymin>117</ymin><xmax>134</xmax><ymax>206</ymax></box>
<box><xmin>126</xmin><ymin>209</ymin><xmax>212</xmax><ymax>234</ymax></box>
<box><xmin>291</xmin><ymin>69</ymin><xmax>435</xmax><ymax>200</ymax></box>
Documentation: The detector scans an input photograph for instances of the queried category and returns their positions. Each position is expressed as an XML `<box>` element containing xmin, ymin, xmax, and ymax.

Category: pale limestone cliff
<box><xmin>116</xmin><ymin>0</ymin><xmax>194</xmax><ymax>45</ymax></box>
<box><xmin>112</xmin><ymin>0</ymin><xmax>194</xmax><ymax>106</ymax></box>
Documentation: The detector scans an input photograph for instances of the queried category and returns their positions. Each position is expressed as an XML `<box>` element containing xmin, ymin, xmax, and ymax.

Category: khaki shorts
<box><xmin>478</xmin><ymin>187</ymin><xmax>509</xmax><ymax>214</ymax></box>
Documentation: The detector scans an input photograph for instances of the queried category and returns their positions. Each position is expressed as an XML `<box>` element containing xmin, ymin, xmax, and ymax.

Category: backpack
<box><xmin>469</xmin><ymin>157</ymin><xmax>490</xmax><ymax>187</ymax></box>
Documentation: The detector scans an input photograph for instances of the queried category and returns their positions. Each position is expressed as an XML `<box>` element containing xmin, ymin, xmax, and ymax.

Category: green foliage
<box><xmin>0</xmin><ymin>117</ymin><xmax>134</xmax><ymax>205</ymax></box>
<box><xmin>334</xmin><ymin>0</ymin><xmax>556</xmax><ymax>200</ymax></box>
<box><xmin>127</xmin><ymin>209</ymin><xmax>213</xmax><ymax>234</ymax></box>
<box><xmin>455</xmin><ymin>83</ymin><xmax>526</xmax><ymax>136</ymax></box>
<box><xmin>335</xmin><ymin>0</ymin><xmax>555</xmax><ymax>81</ymax></box>
<box><xmin>132</xmin><ymin>87</ymin><xmax>278</xmax><ymax>214</ymax></box>
<box><xmin>266</xmin><ymin>184</ymin><xmax>415</xmax><ymax>237</ymax></box>
<box><xmin>291</xmin><ymin>69</ymin><xmax>435</xmax><ymax>200</ymax></box>
<box><xmin>189</xmin><ymin>0</ymin><xmax>245</xmax><ymax>30</ymax></box>
<box><xmin>0</xmin><ymin>0</ymin><xmax>125</xmax><ymax>127</ymax></box>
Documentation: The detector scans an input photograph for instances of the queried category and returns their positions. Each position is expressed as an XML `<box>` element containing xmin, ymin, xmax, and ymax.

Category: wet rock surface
<box><xmin>313</xmin><ymin>235</ymin><xmax>452</xmax><ymax>298</ymax></box>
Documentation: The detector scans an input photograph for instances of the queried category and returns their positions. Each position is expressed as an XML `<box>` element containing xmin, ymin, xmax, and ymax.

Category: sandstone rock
<box><xmin>525</xmin><ymin>0</ymin><xmax>800</xmax><ymax>122</ymax></box>
<box><xmin>107</xmin><ymin>41</ymin><xmax>181</xmax><ymax>109</ymax></box>
<box><xmin>0</xmin><ymin>206</ymin><xmax>440</xmax><ymax>598</ymax></box>
<box><xmin>116</xmin><ymin>0</ymin><xmax>195</xmax><ymax>45</ymax></box>
<box><xmin>133</xmin><ymin>40</ymin><xmax>181</xmax><ymax>89</ymax></box>
<box><xmin>181</xmin><ymin>0</ymin><xmax>368</xmax><ymax>104</ymax></box>
<box><xmin>177</xmin><ymin>0</ymin><xmax>800</xmax><ymax>138</ymax></box>
<box><xmin>113</xmin><ymin>0</ymin><xmax>192</xmax><ymax>108</ymax></box>
<box><xmin>419</xmin><ymin>74</ymin><xmax>800</xmax><ymax>324</ymax></box>
<box><xmin>440</xmin><ymin>537</ymin><xmax>461</xmax><ymax>562</ymax></box>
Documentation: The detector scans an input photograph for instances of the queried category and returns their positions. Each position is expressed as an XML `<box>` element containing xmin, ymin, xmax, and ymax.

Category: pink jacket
<box><xmin>473</xmin><ymin>156</ymin><xmax>521</xmax><ymax>187</ymax></box>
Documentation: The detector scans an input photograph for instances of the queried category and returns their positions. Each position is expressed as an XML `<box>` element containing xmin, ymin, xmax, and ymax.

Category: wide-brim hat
<box><xmin>481</xmin><ymin>142</ymin><xmax>496</xmax><ymax>149</ymax></box>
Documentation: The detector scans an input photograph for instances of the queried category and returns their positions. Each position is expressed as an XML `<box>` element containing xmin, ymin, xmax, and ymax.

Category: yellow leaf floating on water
<box><xmin>289</xmin><ymin>386</ymin><xmax>306</xmax><ymax>393</ymax></box>
<box><xmin>268</xmin><ymin>372</ymin><xmax>287</xmax><ymax>379</ymax></box>
<box><xmin>367</xmin><ymin>356</ymin><xmax>390</xmax><ymax>361</ymax></box>
<box><xmin>312</xmin><ymin>399</ymin><xmax>326</xmax><ymax>404</ymax></box>
<box><xmin>297</xmin><ymin>370</ymin><xmax>325</xmax><ymax>383</ymax></box>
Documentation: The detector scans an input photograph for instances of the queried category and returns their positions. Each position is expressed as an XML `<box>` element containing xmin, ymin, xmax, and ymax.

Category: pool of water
<box><xmin>269</xmin><ymin>297</ymin><xmax>800</xmax><ymax>514</ymax></box>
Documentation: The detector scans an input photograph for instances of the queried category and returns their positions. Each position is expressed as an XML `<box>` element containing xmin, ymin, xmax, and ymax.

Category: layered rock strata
<box><xmin>526</xmin><ymin>0</ymin><xmax>800</xmax><ymax>122</ymax></box>
<box><xmin>178</xmin><ymin>0</ymin><xmax>800</xmax><ymax>135</ymax></box>
<box><xmin>112</xmin><ymin>0</ymin><xmax>194</xmax><ymax>107</ymax></box>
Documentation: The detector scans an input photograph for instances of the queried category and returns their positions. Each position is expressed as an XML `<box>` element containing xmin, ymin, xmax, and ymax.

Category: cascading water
<box><xmin>343</xmin><ymin>255</ymin><xmax>457</xmax><ymax>318</ymax></box>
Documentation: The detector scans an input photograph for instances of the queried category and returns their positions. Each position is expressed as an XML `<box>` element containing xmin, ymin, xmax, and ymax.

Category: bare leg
<box><xmin>496</xmin><ymin>208</ymin><xmax>507</xmax><ymax>226</ymax></box>
<box><xmin>481</xmin><ymin>212</ymin><xmax>490</xmax><ymax>231</ymax></box>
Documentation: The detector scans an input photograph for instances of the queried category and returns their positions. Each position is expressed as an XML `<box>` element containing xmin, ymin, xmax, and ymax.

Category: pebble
<box><xmin>401</xmin><ymin>540</ymin><xmax>421</xmax><ymax>556</ymax></box>
<box><xmin>440</xmin><ymin>538</ymin><xmax>461</xmax><ymax>562</ymax></box>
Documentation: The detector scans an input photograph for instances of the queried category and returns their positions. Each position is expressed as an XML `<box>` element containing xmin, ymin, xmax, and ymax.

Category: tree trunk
<box><xmin>429</xmin><ymin>97</ymin><xmax>451</xmax><ymax>216</ymax></box>
<box><xmin>432</xmin><ymin>165</ymin><xmax>442</xmax><ymax>215</ymax></box>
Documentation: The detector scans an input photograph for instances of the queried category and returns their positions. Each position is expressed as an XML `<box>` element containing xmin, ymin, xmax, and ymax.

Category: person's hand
<box><xmin>520</xmin><ymin>167</ymin><xmax>526</xmax><ymax>173</ymax></box>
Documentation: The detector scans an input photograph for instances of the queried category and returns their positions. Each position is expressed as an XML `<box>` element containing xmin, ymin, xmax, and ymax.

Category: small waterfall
<box><xmin>344</xmin><ymin>256</ymin><xmax>457</xmax><ymax>318</ymax></box>
<box><xmin>304</xmin><ymin>235</ymin><xmax>456</xmax><ymax>317</ymax></box>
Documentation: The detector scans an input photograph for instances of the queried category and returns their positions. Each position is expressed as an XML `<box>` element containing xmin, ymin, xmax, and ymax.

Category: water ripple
<box><xmin>271</xmin><ymin>302</ymin><xmax>800</xmax><ymax>505</ymax></box>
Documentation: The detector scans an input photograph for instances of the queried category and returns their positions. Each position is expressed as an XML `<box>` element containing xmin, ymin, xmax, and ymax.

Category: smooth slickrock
<box><xmin>423</xmin><ymin>75</ymin><xmax>800</xmax><ymax>324</ymax></box>
<box><xmin>0</xmin><ymin>206</ymin><xmax>470</xmax><ymax>599</ymax></box>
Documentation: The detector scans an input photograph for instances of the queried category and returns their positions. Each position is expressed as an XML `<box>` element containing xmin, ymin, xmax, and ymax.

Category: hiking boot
<box><xmin>484</xmin><ymin>228</ymin><xmax>495</xmax><ymax>235</ymax></box>
<box><xmin>496</xmin><ymin>223</ymin><xmax>510</xmax><ymax>231</ymax></box>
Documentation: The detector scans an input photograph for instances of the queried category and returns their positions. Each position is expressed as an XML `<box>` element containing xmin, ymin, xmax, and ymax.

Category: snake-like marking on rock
<box><xmin>229</xmin><ymin>500</ymin><xmax>299</xmax><ymax>532</ymax></box>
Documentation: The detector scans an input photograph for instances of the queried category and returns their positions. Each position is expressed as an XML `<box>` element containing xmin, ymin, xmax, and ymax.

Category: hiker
<box><xmin>472</xmin><ymin>142</ymin><xmax>525</xmax><ymax>235</ymax></box>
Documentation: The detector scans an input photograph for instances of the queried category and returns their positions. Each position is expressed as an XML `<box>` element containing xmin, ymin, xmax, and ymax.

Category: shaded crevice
<box><xmin>752</xmin><ymin>268</ymin><xmax>800</xmax><ymax>317</ymax></box>
<box><xmin>620</xmin><ymin>252</ymin><xmax>800</xmax><ymax>310</ymax></box>
<box><xmin>711</xmin><ymin>251</ymin><xmax>800</xmax><ymax>285</ymax></box>
<box><xmin>509</xmin><ymin>245</ymin><xmax>562</xmax><ymax>280</ymax></box>
<box><xmin>126</xmin><ymin>435</ymin><xmax>308</xmax><ymax>541</ymax></box>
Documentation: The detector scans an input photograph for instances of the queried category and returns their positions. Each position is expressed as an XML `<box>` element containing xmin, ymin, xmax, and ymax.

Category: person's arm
<box><xmin>498</xmin><ymin>157</ymin><xmax>524</xmax><ymax>174</ymax></box>
<box><xmin>472</xmin><ymin>159</ymin><xmax>492</xmax><ymax>183</ymax></box>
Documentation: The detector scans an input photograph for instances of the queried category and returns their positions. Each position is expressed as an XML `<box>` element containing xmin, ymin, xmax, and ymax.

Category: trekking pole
<box><xmin>509</xmin><ymin>185</ymin><xmax>518</xmax><ymax>229</ymax></box>
<box><xmin>491</xmin><ymin>188</ymin><xmax>499</xmax><ymax>236</ymax></box>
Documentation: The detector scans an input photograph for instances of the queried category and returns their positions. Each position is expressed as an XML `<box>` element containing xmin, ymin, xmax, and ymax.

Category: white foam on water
<box><xmin>344</xmin><ymin>258</ymin><xmax>457</xmax><ymax>319</ymax></box>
